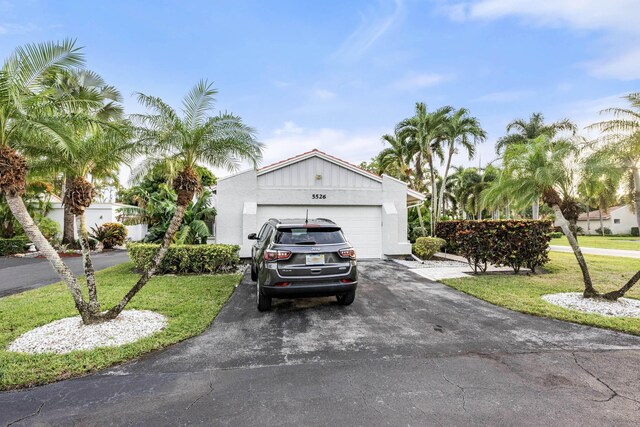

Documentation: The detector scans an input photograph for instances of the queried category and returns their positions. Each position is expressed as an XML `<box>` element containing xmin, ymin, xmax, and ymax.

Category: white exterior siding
<box><xmin>215</xmin><ymin>150</ymin><xmax>420</xmax><ymax>259</ymax></box>
<box><xmin>576</xmin><ymin>205</ymin><xmax>638</xmax><ymax>235</ymax></box>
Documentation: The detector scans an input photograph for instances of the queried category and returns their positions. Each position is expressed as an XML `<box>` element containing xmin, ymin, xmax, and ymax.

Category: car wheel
<box><xmin>250</xmin><ymin>263</ymin><xmax>257</xmax><ymax>281</ymax></box>
<box><xmin>336</xmin><ymin>290</ymin><xmax>356</xmax><ymax>306</ymax></box>
<box><xmin>256</xmin><ymin>281</ymin><xmax>272</xmax><ymax>311</ymax></box>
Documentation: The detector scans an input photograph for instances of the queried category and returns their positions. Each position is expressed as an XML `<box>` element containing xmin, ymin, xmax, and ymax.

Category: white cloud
<box><xmin>274</xmin><ymin>121</ymin><xmax>304</xmax><ymax>135</ymax></box>
<box><xmin>333</xmin><ymin>0</ymin><xmax>405</xmax><ymax>60</ymax></box>
<box><xmin>392</xmin><ymin>72</ymin><xmax>450</xmax><ymax>90</ymax></box>
<box><xmin>445</xmin><ymin>0</ymin><xmax>640</xmax><ymax>80</ymax></box>
<box><xmin>473</xmin><ymin>89</ymin><xmax>534</xmax><ymax>103</ymax></box>
<box><xmin>0</xmin><ymin>22</ymin><xmax>37</xmax><ymax>35</ymax></box>
<box><xmin>313</xmin><ymin>88</ymin><xmax>337</xmax><ymax>100</ymax></box>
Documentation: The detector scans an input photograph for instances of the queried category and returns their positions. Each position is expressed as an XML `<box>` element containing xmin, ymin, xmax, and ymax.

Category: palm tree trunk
<box><xmin>586</xmin><ymin>206</ymin><xmax>591</xmax><ymax>235</ymax></box>
<box><xmin>77</xmin><ymin>211</ymin><xmax>100</xmax><ymax>315</ymax></box>
<box><xmin>532</xmin><ymin>198</ymin><xmax>540</xmax><ymax>220</ymax></box>
<box><xmin>428</xmin><ymin>159</ymin><xmax>437</xmax><ymax>235</ymax></box>
<box><xmin>505</xmin><ymin>203</ymin><xmax>511</xmax><ymax>220</ymax></box>
<box><xmin>62</xmin><ymin>176</ymin><xmax>75</xmax><ymax>245</ymax></box>
<box><xmin>632</xmin><ymin>167</ymin><xmax>640</xmax><ymax>230</ymax></box>
<box><xmin>599</xmin><ymin>209</ymin><xmax>604</xmax><ymax>236</ymax></box>
<box><xmin>5</xmin><ymin>193</ymin><xmax>91</xmax><ymax>321</ymax></box>
<box><xmin>415</xmin><ymin>203</ymin><xmax>427</xmax><ymax>237</ymax></box>
<box><xmin>552</xmin><ymin>204</ymin><xmax>598</xmax><ymax>298</ymax></box>
<box><xmin>436</xmin><ymin>144</ymin><xmax>454</xmax><ymax>220</ymax></box>
<box><xmin>602</xmin><ymin>271</ymin><xmax>640</xmax><ymax>300</ymax></box>
<box><xmin>103</xmin><ymin>203</ymin><xmax>187</xmax><ymax>320</ymax></box>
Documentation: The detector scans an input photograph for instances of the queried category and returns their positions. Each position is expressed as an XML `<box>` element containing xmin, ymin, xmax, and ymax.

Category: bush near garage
<box><xmin>548</xmin><ymin>231</ymin><xmax>563</xmax><ymax>239</ymax></box>
<box><xmin>412</xmin><ymin>237</ymin><xmax>445</xmax><ymax>260</ymax></box>
<box><xmin>128</xmin><ymin>243</ymin><xmax>240</xmax><ymax>274</ymax></box>
<box><xmin>0</xmin><ymin>236</ymin><xmax>29</xmax><ymax>256</ymax></box>
<box><xmin>90</xmin><ymin>222</ymin><xmax>127</xmax><ymax>249</ymax></box>
<box><xmin>595</xmin><ymin>227</ymin><xmax>612</xmax><ymax>236</ymax></box>
<box><xmin>435</xmin><ymin>220</ymin><xmax>552</xmax><ymax>273</ymax></box>
<box><xmin>632</xmin><ymin>227</ymin><xmax>640</xmax><ymax>237</ymax></box>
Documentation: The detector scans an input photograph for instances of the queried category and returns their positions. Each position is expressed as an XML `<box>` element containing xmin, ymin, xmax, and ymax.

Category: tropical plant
<box><xmin>90</xmin><ymin>222</ymin><xmax>127</xmax><ymax>249</ymax></box>
<box><xmin>378</xmin><ymin>130</ymin><xmax>415</xmax><ymax>187</ymax></box>
<box><xmin>0</xmin><ymin>39</ymin><xmax>92</xmax><ymax>320</ymax></box>
<box><xmin>488</xmin><ymin>136</ymin><xmax>639</xmax><ymax>300</ymax></box>
<box><xmin>99</xmin><ymin>80</ymin><xmax>262</xmax><ymax>320</ymax></box>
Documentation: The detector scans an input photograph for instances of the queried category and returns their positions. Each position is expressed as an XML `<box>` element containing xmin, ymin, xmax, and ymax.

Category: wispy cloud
<box><xmin>333</xmin><ymin>0</ymin><xmax>405</xmax><ymax>61</ymax></box>
<box><xmin>443</xmin><ymin>0</ymin><xmax>640</xmax><ymax>80</ymax></box>
<box><xmin>392</xmin><ymin>72</ymin><xmax>451</xmax><ymax>90</ymax></box>
<box><xmin>0</xmin><ymin>22</ymin><xmax>38</xmax><ymax>35</ymax></box>
<box><xmin>473</xmin><ymin>89</ymin><xmax>534</xmax><ymax>103</ymax></box>
<box><xmin>312</xmin><ymin>88</ymin><xmax>337</xmax><ymax>100</ymax></box>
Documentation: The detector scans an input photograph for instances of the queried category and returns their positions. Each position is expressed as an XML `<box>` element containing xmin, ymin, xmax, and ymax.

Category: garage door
<box><xmin>256</xmin><ymin>205</ymin><xmax>382</xmax><ymax>259</ymax></box>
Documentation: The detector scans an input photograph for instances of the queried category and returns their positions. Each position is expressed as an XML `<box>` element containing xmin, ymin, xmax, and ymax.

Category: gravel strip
<box><xmin>8</xmin><ymin>310</ymin><xmax>168</xmax><ymax>354</ymax></box>
<box><xmin>542</xmin><ymin>292</ymin><xmax>640</xmax><ymax>318</ymax></box>
<box><xmin>392</xmin><ymin>259</ymin><xmax>467</xmax><ymax>269</ymax></box>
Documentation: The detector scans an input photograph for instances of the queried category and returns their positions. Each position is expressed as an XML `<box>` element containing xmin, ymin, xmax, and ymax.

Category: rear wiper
<box><xmin>295</xmin><ymin>241</ymin><xmax>317</xmax><ymax>245</ymax></box>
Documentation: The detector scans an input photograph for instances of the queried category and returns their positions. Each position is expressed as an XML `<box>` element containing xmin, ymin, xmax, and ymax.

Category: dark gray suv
<box><xmin>249</xmin><ymin>218</ymin><xmax>358</xmax><ymax>311</ymax></box>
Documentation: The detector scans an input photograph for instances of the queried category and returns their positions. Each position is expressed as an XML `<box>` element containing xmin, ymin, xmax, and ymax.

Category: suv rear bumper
<box><xmin>261</xmin><ymin>281</ymin><xmax>357</xmax><ymax>298</ymax></box>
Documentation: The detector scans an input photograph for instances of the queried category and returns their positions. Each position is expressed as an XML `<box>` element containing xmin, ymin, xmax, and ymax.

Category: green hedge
<box><xmin>127</xmin><ymin>243</ymin><xmax>240</xmax><ymax>274</ymax></box>
<box><xmin>0</xmin><ymin>237</ymin><xmax>29</xmax><ymax>256</ymax></box>
<box><xmin>435</xmin><ymin>220</ymin><xmax>552</xmax><ymax>273</ymax></box>
<box><xmin>413</xmin><ymin>237</ymin><xmax>445</xmax><ymax>260</ymax></box>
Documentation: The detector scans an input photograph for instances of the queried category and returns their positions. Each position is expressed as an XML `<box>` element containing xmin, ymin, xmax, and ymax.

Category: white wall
<box><xmin>610</xmin><ymin>206</ymin><xmax>637</xmax><ymax>235</ymax></box>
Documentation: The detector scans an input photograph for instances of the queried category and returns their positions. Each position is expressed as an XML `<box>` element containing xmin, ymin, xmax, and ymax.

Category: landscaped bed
<box><xmin>0</xmin><ymin>262</ymin><xmax>240</xmax><ymax>390</ymax></box>
<box><xmin>550</xmin><ymin>235</ymin><xmax>640</xmax><ymax>251</ymax></box>
<box><xmin>441</xmin><ymin>252</ymin><xmax>640</xmax><ymax>335</ymax></box>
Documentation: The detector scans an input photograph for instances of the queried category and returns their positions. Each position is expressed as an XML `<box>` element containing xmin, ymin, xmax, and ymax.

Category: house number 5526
<box><xmin>312</xmin><ymin>194</ymin><xmax>327</xmax><ymax>199</ymax></box>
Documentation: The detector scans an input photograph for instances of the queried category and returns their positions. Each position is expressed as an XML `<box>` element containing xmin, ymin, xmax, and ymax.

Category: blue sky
<box><xmin>1</xmin><ymin>0</ymin><xmax>639</xmax><ymax>178</ymax></box>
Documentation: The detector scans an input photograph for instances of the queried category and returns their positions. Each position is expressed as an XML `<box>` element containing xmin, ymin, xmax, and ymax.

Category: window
<box><xmin>614</xmin><ymin>218</ymin><xmax>620</xmax><ymax>224</ymax></box>
<box><xmin>275</xmin><ymin>228</ymin><xmax>346</xmax><ymax>245</ymax></box>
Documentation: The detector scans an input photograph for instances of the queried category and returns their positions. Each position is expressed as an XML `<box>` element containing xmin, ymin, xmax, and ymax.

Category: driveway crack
<box><xmin>183</xmin><ymin>381</ymin><xmax>214</xmax><ymax>413</ymax></box>
<box><xmin>441</xmin><ymin>371</ymin><xmax>466</xmax><ymax>411</ymax></box>
<box><xmin>571</xmin><ymin>352</ymin><xmax>640</xmax><ymax>406</ymax></box>
<box><xmin>6</xmin><ymin>402</ymin><xmax>44</xmax><ymax>426</ymax></box>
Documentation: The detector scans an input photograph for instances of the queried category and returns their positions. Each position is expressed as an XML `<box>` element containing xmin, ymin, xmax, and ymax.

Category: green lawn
<box><xmin>442</xmin><ymin>252</ymin><xmax>640</xmax><ymax>335</ymax></box>
<box><xmin>0</xmin><ymin>262</ymin><xmax>239</xmax><ymax>390</ymax></box>
<box><xmin>551</xmin><ymin>235</ymin><xmax>640</xmax><ymax>251</ymax></box>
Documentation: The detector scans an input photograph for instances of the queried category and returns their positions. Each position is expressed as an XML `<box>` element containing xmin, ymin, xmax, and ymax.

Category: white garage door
<box><xmin>256</xmin><ymin>205</ymin><xmax>382</xmax><ymax>259</ymax></box>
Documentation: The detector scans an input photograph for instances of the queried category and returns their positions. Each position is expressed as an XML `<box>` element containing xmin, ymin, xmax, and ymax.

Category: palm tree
<box><xmin>496</xmin><ymin>113</ymin><xmax>577</xmax><ymax>219</ymax></box>
<box><xmin>0</xmin><ymin>40</ymin><xmax>93</xmax><ymax>320</ymax></box>
<box><xmin>437</xmin><ymin>108</ymin><xmax>485</xmax><ymax>220</ymax></box>
<box><xmin>578</xmin><ymin>171</ymin><xmax>618</xmax><ymax>236</ymax></box>
<box><xmin>99</xmin><ymin>80</ymin><xmax>263</xmax><ymax>320</ymax></box>
<box><xmin>589</xmin><ymin>93</ymin><xmax>640</xmax><ymax>230</ymax></box>
<box><xmin>397</xmin><ymin>103</ymin><xmax>452</xmax><ymax>234</ymax></box>
<box><xmin>491</xmin><ymin>136</ymin><xmax>639</xmax><ymax>300</ymax></box>
<box><xmin>378</xmin><ymin>130</ymin><xmax>414</xmax><ymax>187</ymax></box>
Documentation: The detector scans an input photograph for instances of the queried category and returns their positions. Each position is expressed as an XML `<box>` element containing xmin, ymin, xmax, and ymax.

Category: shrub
<box><xmin>548</xmin><ymin>231</ymin><xmax>563</xmax><ymax>239</ymax></box>
<box><xmin>436</xmin><ymin>220</ymin><xmax>552</xmax><ymax>273</ymax></box>
<box><xmin>409</xmin><ymin>226</ymin><xmax>428</xmax><ymax>243</ymax></box>
<box><xmin>127</xmin><ymin>243</ymin><xmax>240</xmax><ymax>274</ymax></box>
<box><xmin>37</xmin><ymin>217</ymin><xmax>60</xmax><ymax>245</ymax></box>
<box><xmin>0</xmin><ymin>236</ymin><xmax>29</xmax><ymax>256</ymax></box>
<box><xmin>91</xmin><ymin>222</ymin><xmax>127</xmax><ymax>249</ymax></box>
<box><xmin>632</xmin><ymin>227</ymin><xmax>639</xmax><ymax>237</ymax></box>
<box><xmin>594</xmin><ymin>227</ymin><xmax>612</xmax><ymax>235</ymax></box>
<box><xmin>412</xmin><ymin>237</ymin><xmax>445</xmax><ymax>260</ymax></box>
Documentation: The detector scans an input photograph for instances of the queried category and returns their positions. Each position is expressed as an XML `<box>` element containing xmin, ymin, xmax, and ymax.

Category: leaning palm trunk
<box><xmin>633</xmin><ymin>167</ymin><xmax>640</xmax><ymax>230</ymax></box>
<box><xmin>599</xmin><ymin>209</ymin><xmax>604</xmax><ymax>236</ymax></box>
<box><xmin>436</xmin><ymin>144</ymin><xmax>454</xmax><ymax>220</ymax></box>
<box><xmin>77</xmin><ymin>211</ymin><xmax>100</xmax><ymax>315</ymax></box>
<box><xmin>5</xmin><ymin>194</ymin><xmax>91</xmax><ymax>320</ymax></box>
<box><xmin>103</xmin><ymin>203</ymin><xmax>188</xmax><ymax>320</ymax></box>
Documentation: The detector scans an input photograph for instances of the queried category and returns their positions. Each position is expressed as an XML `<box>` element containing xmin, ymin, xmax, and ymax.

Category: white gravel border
<box><xmin>8</xmin><ymin>310</ymin><xmax>167</xmax><ymax>354</ymax></box>
<box><xmin>542</xmin><ymin>292</ymin><xmax>640</xmax><ymax>318</ymax></box>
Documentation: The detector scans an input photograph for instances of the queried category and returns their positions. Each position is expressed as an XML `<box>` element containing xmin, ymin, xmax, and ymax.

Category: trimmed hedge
<box><xmin>435</xmin><ymin>220</ymin><xmax>552</xmax><ymax>273</ymax></box>
<box><xmin>0</xmin><ymin>237</ymin><xmax>29</xmax><ymax>256</ymax></box>
<box><xmin>127</xmin><ymin>243</ymin><xmax>240</xmax><ymax>274</ymax></box>
<box><xmin>632</xmin><ymin>227</ymin><xmax>639</xmax><ymax>237</ymax></box>
<box><xmin>413</xmin><ymin>237</ymin><xmax>445</xmax><ymax>260</ymax></box>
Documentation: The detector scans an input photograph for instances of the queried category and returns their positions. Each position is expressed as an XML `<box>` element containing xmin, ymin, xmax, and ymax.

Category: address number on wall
<box><xmin>312</xmin><ymin>194</ymin><xmax>327</xmax><ymax>199</ymax></box>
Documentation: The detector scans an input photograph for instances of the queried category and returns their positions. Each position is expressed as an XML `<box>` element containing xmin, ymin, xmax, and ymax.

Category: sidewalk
<box><xmin>550</xmin><ymin>245</ymin><xmax>640</xmax><ymax>259</ymax></box>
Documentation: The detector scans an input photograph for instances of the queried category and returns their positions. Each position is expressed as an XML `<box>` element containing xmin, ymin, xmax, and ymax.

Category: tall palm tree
<box><xmin>589</xmin><ymin>93</ymin><xmax>640</xmax><ymax>230</ymax></box>
<box><xmin>0</xmin><ymin>40</ymin><xmax>93</xmax><ymax>319</ymax></box>
<box><xmin>496</xmin><ymin>112</ymin><xmax>577</xmax><ymax>219</ymax></box>
<box><xmin>491</xmin><ymin>136</ymin><xmax>639</xmax><ymax>300</ymax></box>
<box><xmin>397</xmin><ymin>103</ymin><xmax>452</xmax><ymax>234</ymax></box>
<box><xmin>379</xmin><ymin>130</ymin><xmax>414</xmax><ymax>187</ymax></box>
<box><xmin>437</xmin><ymin>108</ymin><xmax>485</xmax><ymax>220</ymax></box>
<box><xmin>100</xmin><ymin>80</ymin><xmax>263</xmax><ymax>320</ymax></box>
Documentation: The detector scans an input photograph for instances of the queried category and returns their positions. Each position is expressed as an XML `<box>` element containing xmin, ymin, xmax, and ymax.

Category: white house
<box><xmin>214</xmin><ymin>149</ymin><xmax>425</xmax><ymax>259</ymax></box>
<box><xmin>47</xmin><ymin>195</ymin><xmax>147</xmax><ymax>241</ymax></box>
<box><xmin>576</xmin><ymin>205</ymin><xmax>638</xmax><ymax>235</ymax></box>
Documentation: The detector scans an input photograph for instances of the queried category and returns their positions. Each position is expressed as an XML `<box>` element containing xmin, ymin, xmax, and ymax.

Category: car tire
<box><xmin>257</xmin><ymin>282</ymin><xmax>272</xmax><ymax>311</ymax></box>
<box><xmin>336</xmin><ymin>290</ymin><xmax>356</xmax><ymax>306</ymax></box>
<box><xmin>250</xmin><ymin>263</ymin><xmax>257</xmax><ymax>281</ymax></box>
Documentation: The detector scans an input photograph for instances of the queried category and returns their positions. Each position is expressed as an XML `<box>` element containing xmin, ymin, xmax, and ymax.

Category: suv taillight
<box><xmin>264</xmin><ymin>249</ymin><xmax>292</xmax><ymax>262</ymax></box>
<box><xmin>338</xmin><ymin>248</ymin><xmax>356</xmax><ymax>259</ymax></box>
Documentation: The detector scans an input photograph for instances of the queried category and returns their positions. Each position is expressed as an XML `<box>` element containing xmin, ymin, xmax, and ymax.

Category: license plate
<box><xmin>306</xmin><ymin>254</ymin><xmax>325</xmax><ymax>265</ymax></box>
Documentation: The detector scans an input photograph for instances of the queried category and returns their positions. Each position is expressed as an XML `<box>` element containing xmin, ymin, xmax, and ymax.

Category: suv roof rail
<box><xmin>315</xmin><ymin>218</ymin><xmax>336</xmax><ymax>224</ymax></box>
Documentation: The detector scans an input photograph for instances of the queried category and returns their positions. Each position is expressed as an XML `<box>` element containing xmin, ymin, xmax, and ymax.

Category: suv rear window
<box><xmin>274</xmin><ymin>228</ymin><xmax>346</xmax><ymax>245</ymax></box>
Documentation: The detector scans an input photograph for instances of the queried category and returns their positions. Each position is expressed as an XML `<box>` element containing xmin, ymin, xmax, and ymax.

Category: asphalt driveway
<box><xmin>2</xmin><ymin>261</ymin><xmax>640</xmax><ymax>426</ymax></box>
<box><xmin>0</xmin><ymin>250</ymin><xmax>129</xmax><ymax>297</ymax></box>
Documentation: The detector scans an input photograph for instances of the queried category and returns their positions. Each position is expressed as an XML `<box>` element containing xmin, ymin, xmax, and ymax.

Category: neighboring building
<box><xmin>576</xmin><ymin>205</ymin><xmax>637</xmax><ymax>235</ymax></box>
<box><xmin>214</xmin><ymin>149</ymin><xmax>425</xmax><ymax>259</ymax></box>
<box><xmin>47</xmin><ymin>195</ymin><xmax>147</xmax><ymax>241</ymax></box>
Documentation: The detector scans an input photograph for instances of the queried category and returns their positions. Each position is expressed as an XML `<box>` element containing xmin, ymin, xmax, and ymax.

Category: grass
<box><xmin>0</xmin><ymin>262</ymin><xmax>239</xmax><ymax>390</ymax></box>
<box><xmin>551</xmin><ymin>235</ymin><xmax>640</xmax><ymax>251</ymax></box>
<box><xmin>441</xmin><ymin>252</ymin><xmax>640</xmax><ymax>335</ymax></box>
